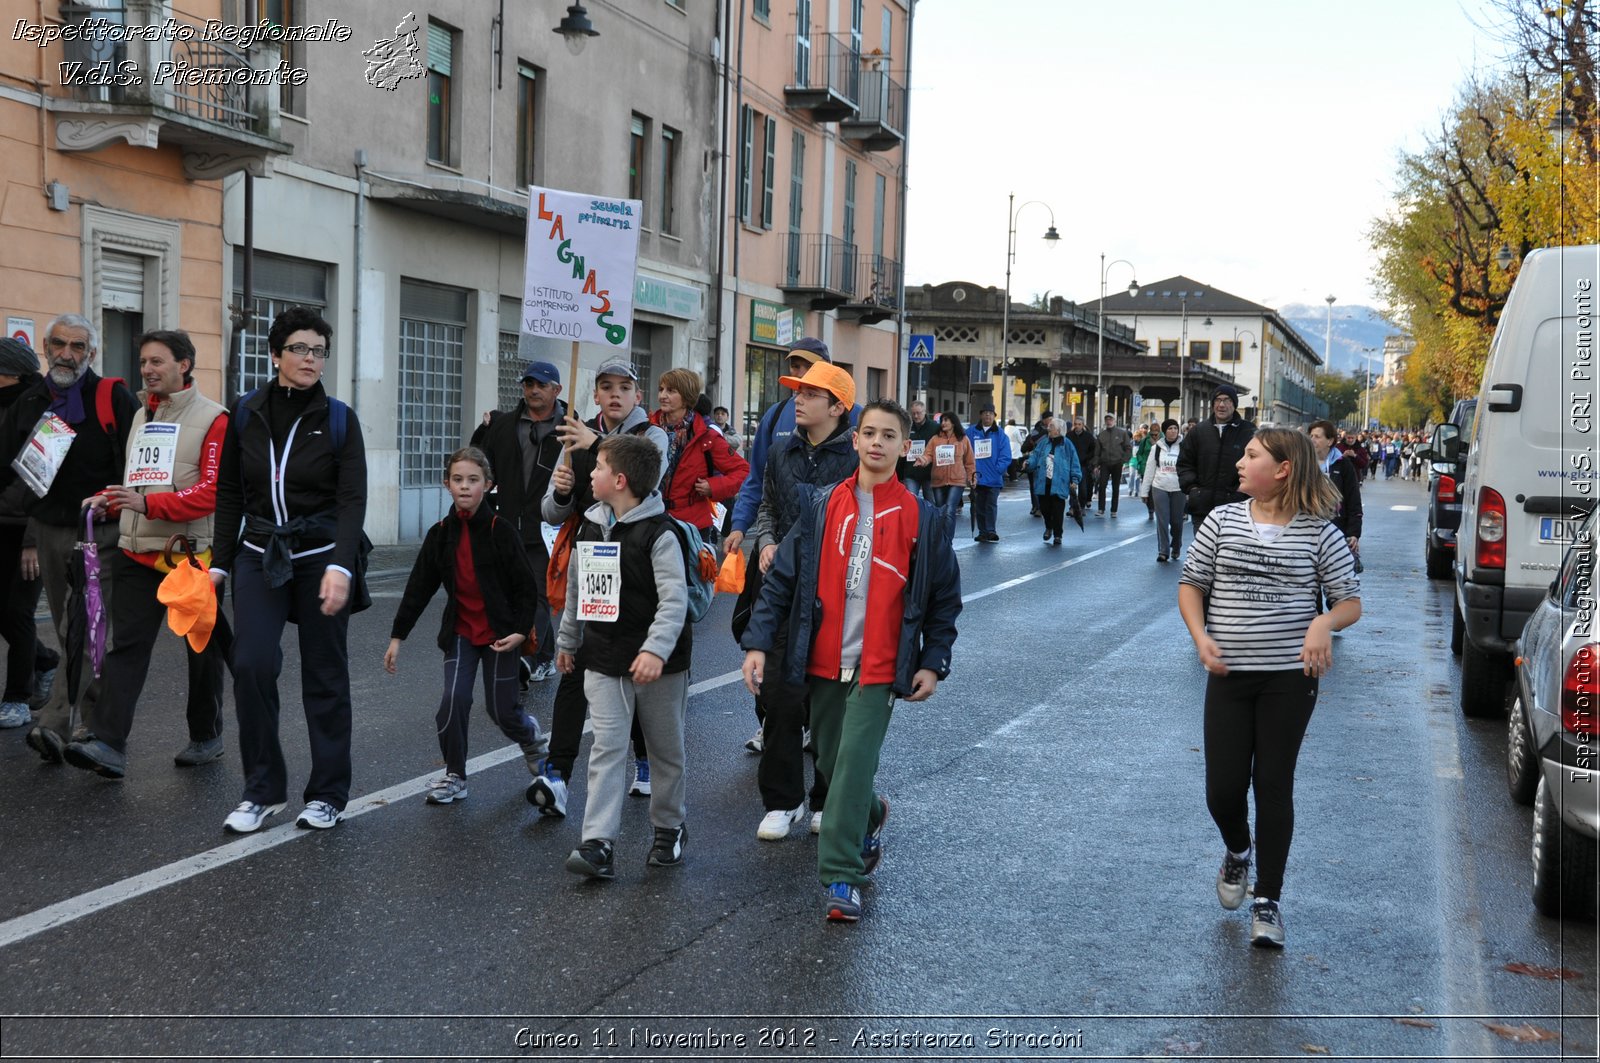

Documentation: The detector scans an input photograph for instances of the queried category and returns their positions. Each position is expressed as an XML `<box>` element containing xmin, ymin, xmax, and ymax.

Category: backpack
<box><xmin>662</xmin><ymin>516</ymin><xmax>718</xmax><ymax>623</ymax></box>
<box><xmin>233</xmin><ymin>389</ymin><xmax>349</xmax><ymax>451</ymax></box>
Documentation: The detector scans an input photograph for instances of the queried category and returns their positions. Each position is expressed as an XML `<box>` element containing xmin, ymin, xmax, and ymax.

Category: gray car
<box><xmin>1506</xmin><ymin>505</ymin><xmax>1598</xmax><ymax>920</ymax></box>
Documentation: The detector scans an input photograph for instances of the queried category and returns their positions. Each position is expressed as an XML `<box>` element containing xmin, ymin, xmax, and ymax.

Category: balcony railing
<box><xmin>51</xmin><ymin>0</ymin><xmax>289</xmax><ymax>177</ymax></box>
<box><xmin>785</xmin><ymin>31</ymin><xmax>858</xmax><ymax>121</ymax></box>
<box><xmin>840</xmin><ymin>67</ymin><xmax>905</xmax><ymax>151</ymax></box>
<box><xmin>839</xmin><ymin>253</ymin><xmax>902</xmax><ymax>323</ymax></box>
<box><xmin>783</xmin><ymin>233</ymin><xmax>857</xmax><ymax>308</ymax></box>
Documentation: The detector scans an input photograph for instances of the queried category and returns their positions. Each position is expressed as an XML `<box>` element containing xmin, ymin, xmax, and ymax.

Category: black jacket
<box><xmin>0</xmin><ymin>369</ymin><xmax>138</xmax><ymax>528</ymax></box>
<box><xmin>390</xmin><ymin>504</ymin><xmax>539</xmax><ymax>652</ymax></box>
<box><xmin>1326</xmin><ymin>452</ymin><xmax>1363</xmax><ymax>538</ymax></box>
<box><xmin>1176</xmin><ymin>413</ymin><xmax>1256</xmax><ymax>514</ymax></box>
<box><xmin>1066</xmin><ymin>427</ymin><xmax>1096</xmax><ymax>468</ymax></box>
<box><xmin>749</xmin><ymin>419</ymin><xmax>857</xmax><ymax>552</ymax></box>
<box><xmin>469</xmin><ymin>399</ymin><xmax>567</xmax><ymax>549</ymax></box>
<box><xmin>213</xmin><ymin>381</ymin><xmax>368</xmax><ymax>576</ymax></box>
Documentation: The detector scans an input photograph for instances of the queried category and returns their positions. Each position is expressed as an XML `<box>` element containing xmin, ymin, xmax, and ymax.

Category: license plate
<box><xmin>1539</xmin><ymin>517</ymin><xmax>1581</xmax><ymax>544</ymax></box>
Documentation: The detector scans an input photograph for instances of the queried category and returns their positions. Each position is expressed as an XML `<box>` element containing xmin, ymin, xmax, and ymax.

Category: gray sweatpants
<box><xmin>581</xmin><ymin>668</ymin><xmax>688</xmax><ymax>844</ymax></box>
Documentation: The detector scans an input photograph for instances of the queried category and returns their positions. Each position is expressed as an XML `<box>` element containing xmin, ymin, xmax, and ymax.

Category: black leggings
<box><xmin>1040</xmin><ymin>491</ymin><xmax>1065</xmax><ymax>537</ymax></box>
<box><xmin>1203</xmin><ymin>669</ymin><xmax>1318</xmax><ymax>902</ymax></box>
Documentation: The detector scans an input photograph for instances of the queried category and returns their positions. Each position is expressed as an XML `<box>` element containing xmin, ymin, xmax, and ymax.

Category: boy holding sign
<box><xmin>555</xmin><ymin>434</ymin><xmax>691</xmax><ymax>879</ymax></box>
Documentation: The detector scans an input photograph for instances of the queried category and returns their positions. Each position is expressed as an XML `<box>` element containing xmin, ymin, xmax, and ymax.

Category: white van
<box><xmin>1454</xmin><ymin>244</ymin><xmax>1599</xmax><ymax>718</ymax></box>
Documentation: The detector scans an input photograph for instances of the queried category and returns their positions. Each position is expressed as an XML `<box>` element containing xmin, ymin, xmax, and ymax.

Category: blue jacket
<box><xmin>1025</xmin><ymin>434</ymin><xmax>1082</xmax><ymax>498</ymax></box>
<box><xmin>742</xmin><ymin>482</ymin><xmax>962</xmax><ymax>698</ymax></box>
<box><xmin>729</xmin><ymin>395</ymin><xmax>863</xmax><ymax>534</ymax></box>
<box><xmin>966</xmin><ymin>421</ymin><xmax>1012</xmax><ymax>487</ymax></box>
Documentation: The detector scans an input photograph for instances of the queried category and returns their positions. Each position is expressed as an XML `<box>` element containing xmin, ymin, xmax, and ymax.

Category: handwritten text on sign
<box><xmin>521</xmin><ymin>186</ymin><xmax>642</xmax><ymax>349</ymax></box>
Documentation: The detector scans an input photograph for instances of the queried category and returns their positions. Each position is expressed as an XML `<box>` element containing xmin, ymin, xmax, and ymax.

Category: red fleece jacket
<box><xmin>807</xmin><ymin>473</ymin><xmax>917</xmax><ymax>685</ymax></box>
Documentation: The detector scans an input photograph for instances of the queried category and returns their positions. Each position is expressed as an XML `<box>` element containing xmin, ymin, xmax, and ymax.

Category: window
<box><xmin>872</xmin><ymin>172</ymin><xmax>886</xmax><ymax>259</ymax></box>
<box><xmin>1159</xmin><ymin>339</ymin><xmax>1178</xmax><ymax>358</ymax></box>
<box><xmin>744</xmin><ymin>346</ymin><xmax>782</xmax><ymax>437</ymax></box>
<box><xmin>794</xmin><ymin>0</ymin><xmax>811</xmax><ymax>85</ymax></box>
<box><xmin>842</xmin><ymin>160</ymin><xmax>857</xmax><ymax>290</ymax></box>
<box><xmin>516</xmin><ymin>63</ymin><xmax>541</xmax><ymax>189</ymax></box>
<box><xmin>867</xmin><ymin>367</ymin><xmax>885</xmax><ymax>402</ymax></box>
<box><xmin>659</xmin><ymin>126</ymin><xmax>679</xmax><ymax>235</ymax></box>
<box><xmin>1190</xmin><ymin>340</ymin><xmax>1210</xmax><ymax>361</ymax></box>
<box><xmin>629</xmin><ymin>114</ymin><xmax>648</xmax><ymax>205</ymax></box>
<box><xmin>232</xmin><ymin>250</ymin><xmax>329</xmax><ymax>394</ymax></box>
<box><xmin>737</xmin><ymin>105</ymin><xmax>754</xmax><ymax>223</ymax></box>
<box><xmin>881</xmin><ymin>6</ymin><xmax>892</xmax><ymax>53</ymax></box>
<box><xmin>1220</xmin><ymin>340</ymin><xmax>1241</xmax><ymax>362</ymax></box>
<box><xmin>398</xmin><ymin>280</ymin><xmax>467</xmax><ymax>488</ymax></box>
<box><xmin>787</xmin><ymin>131</ymin><xmax>805</xmax><ymax>283</ymax></box>
<box><xmin>263</xmin><ymin>0</ymin><xmax>304</xmax><ymax>116</ymax></box>
<box><xmin>426</xmin><ymin>21</ymin><xmax>456</xmax><ymax>164</ymax></box>
<box><xmin>754</xmin><ymin>0</ymin><xmax>769</xmax><ymax>17</ymax></box>
<box><xmin>761</xmin><ymin>116</ymin><xmax>776</xmax><ymax>228</ymax></box>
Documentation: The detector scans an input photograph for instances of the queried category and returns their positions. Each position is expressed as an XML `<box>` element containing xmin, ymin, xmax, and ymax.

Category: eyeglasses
<box><xmin>281</xmin><ymin>343</ymin><xmax>330</xmax><ymax>359</ymax></box>
<box><xmin>46</xmin><ymin>337</ymin><xmax>89</xmax><ymax>354</ymax></box>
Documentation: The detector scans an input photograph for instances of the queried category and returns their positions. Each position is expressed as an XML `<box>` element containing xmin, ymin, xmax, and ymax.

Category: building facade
<box><xmin>716</xmin><ymin>0</ymin><xmax>911</xmax><ymax>440</ymax></box>
<box><xmin>902</xmin><ymin>283</ymin><xmax>1150</xmax><ymax>426</ymax></box>
<box><xmin>0</xmin><ymin>0</ymin><xmax>291</xmax><ymax>400</ymax></box>
<box><xmin>1098</xmin><ymin>275</ymin><xmax>1326</xmax><ymax>426</ymax></box>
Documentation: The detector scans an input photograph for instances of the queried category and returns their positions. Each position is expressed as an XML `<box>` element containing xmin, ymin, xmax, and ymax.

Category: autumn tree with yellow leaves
<box><xmin>1370</xmin><ymin>0</ymin><xmax>1597</xmax><ymax>420</ymax></box>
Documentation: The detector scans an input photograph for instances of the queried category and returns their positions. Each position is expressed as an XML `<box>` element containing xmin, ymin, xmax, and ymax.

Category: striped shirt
<box><xmin>1179</xmin><ymin>500</ymin><xmax>1360</xmax><ymax>672</ymax></box>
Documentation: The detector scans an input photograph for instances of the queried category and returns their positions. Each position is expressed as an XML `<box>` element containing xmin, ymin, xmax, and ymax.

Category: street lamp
<box><xmin>1496</xmin><ymin>243</ymin><xmax>1516</xmax><ymax>270</ymax></box>
<box><xmin>553</xmin><ymin>4</ymin><xmax>600</xmax><ymax>54</ymax></box>
<box><xmin>1358</xmin><ymin>345</ymin><xmax>1378</xmax><ymax>430</ymax></box>
<box><xmin>1001</xmin><ymin>193</ymin><xmax>1059</xmax><ymax>418</ymax></box>
<box><xmin>1096</xmin><ymin>255</ymin><xmax>1138</xmax><ymax>425</ymax></box>
<box><xmin>1179</xmin><ymin>294</ymin><xmax>1189</xmax><ymax>423</ymax></box>
<box><xmin>1232</xmin><ymin>328</ymin><xmax>1258</xmax><ymax>386</ymax></box>
<box><xmin>1324</xmin><ymin>294</ymin><xmax>1336</xmax><ymax>373</ymax></box>
<box><xmin>1550</xmin><ymin>105</ymin><xmax>1577</xmax><ymax>149</ymax></box>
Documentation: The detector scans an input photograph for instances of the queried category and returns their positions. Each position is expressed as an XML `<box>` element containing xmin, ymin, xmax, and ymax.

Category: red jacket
<box><xmin>651</xmin><ymin>410</ymin><xmax>749</xmax><ymax>531</ymax></box>
<box><xmin>807</xmin><ymin>474</ymin><xmax>915</xmax><ymax>685</ymax></box>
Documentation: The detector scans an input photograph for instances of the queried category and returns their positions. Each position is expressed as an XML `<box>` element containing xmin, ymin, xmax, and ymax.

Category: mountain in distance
<box><xmin>1278</xmin><ymin>302</ymin><xmax>1401</xmax><ymax>379</ymax></box>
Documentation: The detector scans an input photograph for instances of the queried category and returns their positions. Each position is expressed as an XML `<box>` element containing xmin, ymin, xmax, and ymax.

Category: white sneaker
<box><xmin>223</xmin><ymin>800</ymin><xmax>285</xmax><ymax>834</ymax></box>
<box><xmin>744</xmin><ymin>728</ymin><xmax>764</xmax><ymax>754</ymax></box>
<box><xmin>296</xmin><ymin>800</ymin><xmax>344</xmax><ymax>830</ymax></box>
<box><xmin>809</xmin><ymin>810</ymin><xmax>823</xmax><ymax>835</ymax></box>
<box><xmin>757</xmin><ymin>805</ymin><xmax>806</xmax><ymax>841</ymax></box>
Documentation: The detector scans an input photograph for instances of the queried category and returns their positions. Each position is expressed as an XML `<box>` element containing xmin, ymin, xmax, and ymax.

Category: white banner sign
<box><xmin>521</xmin><ymin>186</ymin><xmax>642</xmax><ymax>349</ymax></box>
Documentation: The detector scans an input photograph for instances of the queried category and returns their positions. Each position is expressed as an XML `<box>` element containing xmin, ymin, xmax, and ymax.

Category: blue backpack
<box><xmin>233</xmin><ymin>389</ymin><xmax>349</xmax><ymax>452</ymax></box>
<box><xmin>659</xmin><ymin>516</ymin><xmax>717</xmax><ymax>623</ymax></box>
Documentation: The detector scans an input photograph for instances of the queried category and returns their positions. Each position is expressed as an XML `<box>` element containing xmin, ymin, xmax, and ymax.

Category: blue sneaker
<box><xmin>860</xmin><ymin>795</ymin><xmax>890</xmax><ymax>876</ymax></box>
<box><xmin>823</xmin><ymin>882</ymin><xmax>862</xmax><ymax>922</ymax></box>
<box><xmin>629</xmin><ymin>758</ymin><xmax>651</xmax><ymax>797</ymax></box>
<box><xmin>526</xmin><ymin>763</ymin><xmax>568</xmax><ymax>818</ymax></box>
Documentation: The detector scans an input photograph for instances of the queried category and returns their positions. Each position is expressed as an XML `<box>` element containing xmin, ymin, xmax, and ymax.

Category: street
<box><xmin>0</xmin><ymin>476</ymin><xmax>1595</xmax><ymax>1062</ymax></box>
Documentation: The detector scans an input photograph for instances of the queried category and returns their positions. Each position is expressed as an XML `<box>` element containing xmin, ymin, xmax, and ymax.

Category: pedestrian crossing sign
<box><xmin>908</xmin><ymin>334</ymin><xmax>935</xmax><ymax>363</ymax></box>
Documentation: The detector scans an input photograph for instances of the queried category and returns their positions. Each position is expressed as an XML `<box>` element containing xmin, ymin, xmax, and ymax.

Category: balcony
<box><xmin>782</xmin><ymin>233</ymin><xmax>856</xmax><ymax>309</ymax></box>
<box><xmin>785</xmin><ymin>32</ymin><xmax>858</xmax><ymax>122</ymax></box>
<box><xmin>837</xmin><ymin>253</ymin><xmax>902</xmax><ymax>324</ymax></box>
<box><xmin>839</xmin><ymin>67</ymin><xmax>904</xmax><ymax>151</ymax></box>
<box><xmin>49</xmin><ymin>1</ymin><xmax>291</xmax><ymax>179</ymax></box>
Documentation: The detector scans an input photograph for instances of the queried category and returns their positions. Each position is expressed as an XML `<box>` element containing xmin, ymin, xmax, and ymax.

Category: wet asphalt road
<box><xmin>0</xmin><ymin>476</ymin><xmax>1595</xmax><ymax>1062</ymax></box>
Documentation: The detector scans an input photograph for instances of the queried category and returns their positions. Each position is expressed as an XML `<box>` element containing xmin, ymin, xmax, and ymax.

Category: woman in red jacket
<box><xmin>651</xmin><ymin>368</ymin><xmax>749</xmax><ymax>543</ymax></box>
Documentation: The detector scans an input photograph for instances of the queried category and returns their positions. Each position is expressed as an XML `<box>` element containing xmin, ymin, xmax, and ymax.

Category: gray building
<box><xmin>225</xmin><ymin>1</ymin><xmax>720</xmax><ymax>541</ymax></box>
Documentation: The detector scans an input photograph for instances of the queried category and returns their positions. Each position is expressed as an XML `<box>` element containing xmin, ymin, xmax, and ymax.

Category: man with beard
<box><xmin>0</xmin><ymin>314</ymin><xmax>138</xmax><ymax>761</ymax></box>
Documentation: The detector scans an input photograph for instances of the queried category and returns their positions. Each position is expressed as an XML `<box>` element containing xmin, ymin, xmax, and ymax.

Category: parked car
<box><xmin>1424</xmin><ymin>398</ymin><xmax>1476</xmax><ymax>581</ymax></box>
<box><xmin>1455</xmin><ymin>245</ymin><xmax>1599</xmax><ymax>718</ymax></box>
<box><xmin>1505</xmin><ymin>506</ymin><xmax>1598</xmax><ymax>920</ymax></box>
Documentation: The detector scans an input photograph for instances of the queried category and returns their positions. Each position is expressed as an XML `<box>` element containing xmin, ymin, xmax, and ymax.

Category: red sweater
<box><xmin>807</xmin><ymin>474</ymin><xmax>917</xmax><ymax>685</ymax></box>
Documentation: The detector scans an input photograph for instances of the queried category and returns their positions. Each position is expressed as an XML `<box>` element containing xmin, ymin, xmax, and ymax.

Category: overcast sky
<box><xmin>903</xmin><ymin>0</ymin><xmax>1504</xmax><ymax>312</ymax></box>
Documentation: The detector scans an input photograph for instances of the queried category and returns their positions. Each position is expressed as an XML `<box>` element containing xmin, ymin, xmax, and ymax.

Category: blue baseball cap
<box><xmin>521</xmin><ymin>360</ymin><xmax>560</xmax><ymax>384</ymax></box>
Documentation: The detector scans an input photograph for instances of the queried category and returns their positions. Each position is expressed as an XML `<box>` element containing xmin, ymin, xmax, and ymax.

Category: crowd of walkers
<box><xmin>2</xmin><ymin>313</ymin><xmax>1375</xmax><ymax>942</ymax></box>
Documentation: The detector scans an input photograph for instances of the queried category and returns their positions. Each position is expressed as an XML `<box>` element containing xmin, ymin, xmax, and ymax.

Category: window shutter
<box><xmin>427</xmin><ymin>22</ymin><xmax>452</xmax><ymax>75</ymax></box>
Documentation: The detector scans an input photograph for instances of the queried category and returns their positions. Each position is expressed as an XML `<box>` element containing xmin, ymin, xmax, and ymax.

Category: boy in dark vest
<box><xmin>556</xmin><ymin>434</ymin><xmax>690</xmax><ymax>879</ymax></box>
<box><xmin>741</xmin><ymin>399</ymin><xmax>963</xmax><ymax>922</ymax></box>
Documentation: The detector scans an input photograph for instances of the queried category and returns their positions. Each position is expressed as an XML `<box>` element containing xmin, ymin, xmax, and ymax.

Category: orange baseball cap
<box><xmin>779</xmin><ymin>361</ymin><xmax>855</xmax><ymax>409</ymax></box>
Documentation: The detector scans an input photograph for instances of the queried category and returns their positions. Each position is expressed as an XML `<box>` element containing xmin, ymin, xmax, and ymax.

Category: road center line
<box><xmin>0</xmin><ymin>529</ymin><xmax>1148</xmax><ymax>951</ymax></box>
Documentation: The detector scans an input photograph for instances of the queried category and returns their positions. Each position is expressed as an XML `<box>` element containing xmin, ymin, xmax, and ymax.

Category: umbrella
<box><xmin>63</xmin><ymin>507</ymin><xmax>108</xmax><ymax>707</ymax></box>
<box><xmin>1069</xmin><ymin>492</ymin><xmax>1086</xmax><ymax>532</ymax></box>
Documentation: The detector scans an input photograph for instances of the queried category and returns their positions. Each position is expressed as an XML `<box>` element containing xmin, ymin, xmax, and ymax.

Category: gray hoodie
<box><xmin>556</xmin><ymin>489</ymin><xmax>687</xmax><ymax>664</ymax></box>
<box><xmin>541</xmin><ymin>404</ymin><xmax>670</xmax><ymax>525</ymax></box>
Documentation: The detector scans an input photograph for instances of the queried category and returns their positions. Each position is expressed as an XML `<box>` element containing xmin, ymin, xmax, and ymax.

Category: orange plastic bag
<box><xmin>715</xmin><ymin>548</ymin><xmax>746</xmax><ymax>594</ymax></box>
<box><xmin>157</xmin><ymin>536</ymin><xmax>217</xmax><ymax>653</ymax></box>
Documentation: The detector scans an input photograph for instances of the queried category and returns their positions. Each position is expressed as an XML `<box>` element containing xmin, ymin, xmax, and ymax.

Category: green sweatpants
<box><xmin>808</xmin><ymin>676</ymin><xmax>893</xmax><ymax>888</ymax></box>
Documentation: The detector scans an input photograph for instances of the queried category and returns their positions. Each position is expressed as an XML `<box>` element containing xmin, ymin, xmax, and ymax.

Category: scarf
<box><xmin>46</xmin><ymin>372</ymin><xmax>89</xmax><ymax>424</ymax></box>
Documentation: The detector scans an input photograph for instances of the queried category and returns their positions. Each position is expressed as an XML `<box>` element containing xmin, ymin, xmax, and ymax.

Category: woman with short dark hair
<box><xmin>211</xmin><ymin>306</ymin><xmax>368</xmax><ymax>834</ymax></box>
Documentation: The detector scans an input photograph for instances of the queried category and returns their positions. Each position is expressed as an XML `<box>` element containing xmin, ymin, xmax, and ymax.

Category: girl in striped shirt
<box><xmin>1178</xmin><ymin>428</ymin><xmax>1361</xmax><ymax>949</ymax></box>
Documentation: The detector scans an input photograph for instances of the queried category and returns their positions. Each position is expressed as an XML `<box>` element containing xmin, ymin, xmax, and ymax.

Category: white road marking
<box><xmin>1391</xmin><ymin>505</ymin><xmax>1418</xmax><ymax>511</ymax></box>
<box><xmin>0</xmin><ymin>529</ymin><xmax>1148</xmax><ymax>950</ymax></box>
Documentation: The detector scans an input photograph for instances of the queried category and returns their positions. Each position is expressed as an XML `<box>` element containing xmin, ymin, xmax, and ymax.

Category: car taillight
<box><xmin>1438</xmin><ymin>475</ymin><xmax>1457</xmax><ymax>503</ymax></box>
<box><xmin>1476</xmin><ymin>486</ymin><xmax>1506</xmax><ymax>569</ymax></box>
<box><xmin>1562</xmin><ymin>644</ymin><xmax>1599</xmax><ymax>736</ymax></box>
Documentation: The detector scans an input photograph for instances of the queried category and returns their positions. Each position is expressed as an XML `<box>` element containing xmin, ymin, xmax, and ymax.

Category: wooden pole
<box><xmin>563</xmin><ymin>340</ymin><xmax>581</xmax><ymax>466</ymax></box>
